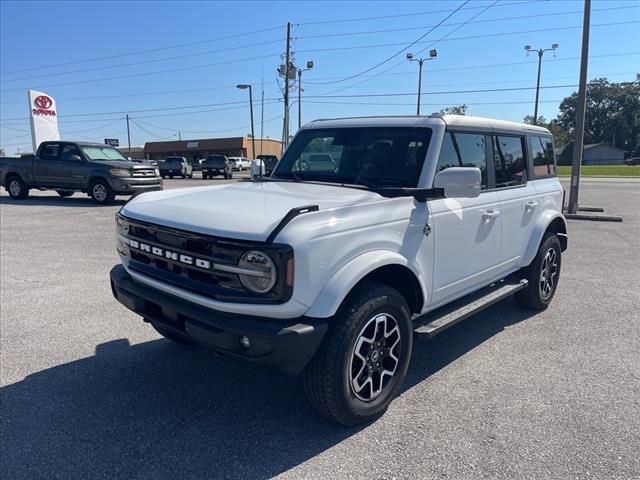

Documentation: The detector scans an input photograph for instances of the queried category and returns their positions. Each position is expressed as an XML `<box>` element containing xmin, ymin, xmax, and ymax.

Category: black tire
<box><xmin>303</xmin><ymin>281</ymin><xmax>413</xmax><ymax>425</ymax></box>
<box><xmin>151</xmin><ymin>323</ymin><xmax>195</xmax><ymax>345</ymax></box>
<box><xmin>89</xmin><ymin>179</ymin><xmax>115</xmax><ymax>204</ymax></box>
<box><xmin>223</xmin><ymin>171</ymin><xmax>230</xmax><ymax>179</ymax></box>
<box><xmin>169</xmin><ymin>175</ymin><xmax>174</xmax><ymax>179</ymax></box>
<box><xmin>56</xmin><ymin>190</ymin><xmax>74</xmax><ymax>198</ymax></box>
<box><xmin>229</xmin><ymin>172</ymin><xmax>233</xmax><ymax>179</ymax></box>
<box><xmin>515</xmin><ymin>232</ymin><xmax>562</xmax><ymax>310</ymax></box>
<box><xmin>181</xmin><ymin>174</ymin><xmax>186</xmax><ymax>179</ymax></box>
<box><xmin>161</xmin><ymin>175</ymin><xmax>166</xmax><ymax>179</ymax></box>
<box><xmin>6</xmin><ymin>175</ymin><xmax>29</xmax><ymax>199</ymax></box>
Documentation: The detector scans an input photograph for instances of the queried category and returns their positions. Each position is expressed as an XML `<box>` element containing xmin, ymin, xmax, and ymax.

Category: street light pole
<box><xmin>406</xmin><ymin>50</ymin><xmax>437</xmax><ymax>116</ymax></box>
<box><xmin>237</xmin><ymin>84</ymin><xmax>256</xmax><ymax>160</ymax></box>
<box><xmin>525</xmin><ymin>43</ymin><xmax>559</xmax><ymax>125</ymax></box>
<box><xmin>297</xmin><ymin>61</ymin><xmax>314</xmax><ymax>130</ymax></box>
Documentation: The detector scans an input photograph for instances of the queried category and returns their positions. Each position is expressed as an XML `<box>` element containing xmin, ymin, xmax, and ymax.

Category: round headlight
<box><xmin>238</xmin><ymin>250</ymin><xmax>277</xmax><ymax>294</ymax></box>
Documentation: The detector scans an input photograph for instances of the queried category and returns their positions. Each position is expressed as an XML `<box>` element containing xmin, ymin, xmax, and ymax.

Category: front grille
<box><xmin>132</xmin><ymin>169</ymin><xmax>156</xmax><ymax>177</ymax></box>
<box><xmin>116</xmin><ymin>215</ymin><xmax>293</xmax><ymax>304</ymax></box>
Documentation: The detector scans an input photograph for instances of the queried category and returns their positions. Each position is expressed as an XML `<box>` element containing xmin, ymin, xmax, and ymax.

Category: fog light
<box><xmin>239</xmin><ymin>336</ymin><xmax>250</xmax><ymax>349</ymax></box>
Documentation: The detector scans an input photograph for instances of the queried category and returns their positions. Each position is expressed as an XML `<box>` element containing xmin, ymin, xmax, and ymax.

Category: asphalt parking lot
<box><xmin>1</xmin><ymin>176</ymin><xmax>638</xmax><ymax>479</ymax></box>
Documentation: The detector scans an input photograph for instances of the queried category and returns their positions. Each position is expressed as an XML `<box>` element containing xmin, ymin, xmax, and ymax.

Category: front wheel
<box><xmin>515</xmin><ymin>232</ymin><xmax>562</xmax><ymax>310</ymax></box>
<box><xmin>90</xmin><ymin>179</ymin><xmax>115</xmax><ymax>204</ymax></box>
<box><xmin>7</xmin><ymin>176</ymin><xmax>29</xmax><ymax>199</ymax></box>
<box><xmin>303</xmin><ymin>282</ymin><xmax>413</xmax><ymax>425</ymax></box>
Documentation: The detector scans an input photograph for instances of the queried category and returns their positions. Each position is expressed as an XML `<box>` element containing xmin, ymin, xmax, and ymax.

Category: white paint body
<box><xmin>119</xmin><ymin>115</ymin><xmax>566</xmax><ymax>320</ymax></box>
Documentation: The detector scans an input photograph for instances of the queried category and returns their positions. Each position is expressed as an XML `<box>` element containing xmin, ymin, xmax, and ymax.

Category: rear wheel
<box><xmin>89</xmin><ymin>179</ymin><xmax>115</xmax><ymax>204</ymax></box>
<box><xmin>7</xmin><ymin>176</ymin><xmax>29</xmax><ymax>199</ymax></box>
<box><xmin>303</xmin><ymin>282</ymin><xmax>413</xmax><ymax>425</ymax></box>
<box><xmin>515</xmin><ymin>233</ymin><xmax>562</xmax><ymax>310</ymax></box>
<box><xmin>56</xmin><ymin>190</ymin><xmax>74</xmax><ymax>197</ymax></box>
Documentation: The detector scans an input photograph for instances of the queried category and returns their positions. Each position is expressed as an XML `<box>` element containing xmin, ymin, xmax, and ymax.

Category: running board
<box><xmin>413</xmin><ymin>279</ymin><xmax>528</xmax><ymax>339</ymax></box>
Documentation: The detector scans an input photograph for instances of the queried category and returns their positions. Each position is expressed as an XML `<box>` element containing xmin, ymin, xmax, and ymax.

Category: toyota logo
<box><xmin>34</xmin><ymin>95</ymin><xmax>53</xmax><ymax>109</ymax></box>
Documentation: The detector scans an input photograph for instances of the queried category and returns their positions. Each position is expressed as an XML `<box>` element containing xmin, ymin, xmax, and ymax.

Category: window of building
<box><xmin>436</xmin><ymin>132</ymin><xmax>488</xmax><ymax>189</ymax></box>
<box><xmin>493</xmin><ymin>135</ymin><xmax>527</xmax><ymax>188</ymax></box>
<box><xmin>530</xmin><ymin>135</ymin><xmax>556</xmax><ymax>177</ymax></box>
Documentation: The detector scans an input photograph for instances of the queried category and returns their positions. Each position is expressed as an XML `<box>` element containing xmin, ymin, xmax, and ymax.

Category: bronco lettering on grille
<box><xmin>128</xmin><ymin>239</ymin><xmax>212</xmax><ymax>270</ymax></box>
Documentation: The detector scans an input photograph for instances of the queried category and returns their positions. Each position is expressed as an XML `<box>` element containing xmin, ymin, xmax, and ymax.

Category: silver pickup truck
<box><xmin>0</xmin><ymin>141</ymin><xmax>162</xmax><ymax>204</ymax></box>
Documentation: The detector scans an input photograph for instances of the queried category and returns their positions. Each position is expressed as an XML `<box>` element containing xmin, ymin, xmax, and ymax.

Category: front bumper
<box><xmin>110</xmin><ymin>177</ymin><xmax>163</xmax><ymax>195</ymax></box>
<box><xmin>110</xmin><ymin>265</ymin><xmax>327</xmax><ymax>376</ymax></box>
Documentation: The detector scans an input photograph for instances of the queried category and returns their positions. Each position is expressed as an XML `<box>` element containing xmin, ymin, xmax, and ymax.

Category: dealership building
<box><xmin>142</xmin><ymin>136</ymin><xmax>282</xmax><ymax>161</ymax></box>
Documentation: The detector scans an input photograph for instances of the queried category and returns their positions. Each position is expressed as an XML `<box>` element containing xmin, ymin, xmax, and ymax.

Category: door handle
<box><xmin>482</xmin><ymin>209</ymin><xmax>500</xmax><ymax>220</ymax></box>
<box><xmin>526</xmin><ymin>200</ymin><xmax>539</xmax><ymax>210</ymax></box>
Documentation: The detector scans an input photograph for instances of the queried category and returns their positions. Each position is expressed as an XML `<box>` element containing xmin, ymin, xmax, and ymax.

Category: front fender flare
<box><xmin>304</xmin><ymin>250</ymin><xmax>423</xmax><ymax>319</ymax></box>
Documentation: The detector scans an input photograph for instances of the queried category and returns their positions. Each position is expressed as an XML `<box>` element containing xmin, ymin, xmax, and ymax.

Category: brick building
<box><xmin>143</xmin><ymin>137</ymin><xmax>282</xmax><ymax>162</ymax></box>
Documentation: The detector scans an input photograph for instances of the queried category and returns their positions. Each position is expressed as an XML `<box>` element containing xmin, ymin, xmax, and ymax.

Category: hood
<box><xmin>90</xmin><ymin>160</ymin><xmax>153</xmax><ymax>170</ymax></box>
<box><xmin>120</xmin><ymin>181</ymin><xmax>383</xmax><ymax>242</ymax></box>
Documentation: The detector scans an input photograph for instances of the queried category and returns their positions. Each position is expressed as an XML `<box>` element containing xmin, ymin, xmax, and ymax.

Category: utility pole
<box><xmin>525</xmin><ymin>43</ymin><xmax>559</xmax><ymax>125</ymax></box>
<box><xmin>283</xmin><ymin>22</ymin><xmax>292</xmax><ymax>151</ymax></box>
<box><xmin>126</xmin><ymin>114</ymin><xmax>131</xmax><ymax>154</ymax></box>
<box><xmin>568</xmin><ymin>0</ymin><xmax>591</xmax><ymax>214</ymax></box>
<box><xmin>406</xmin><ymin>50</ymin><xmax>437</xmax><ymax>116</ymax></box>
<box><xmin>178</xmin><ymin>131</ymin><xmax>182</xmax><ymax>141</ymax></box>
<box><xmin>260</xmin><ymin>79</ymin><xmax>264</xmax><ymax>156</ymax></box>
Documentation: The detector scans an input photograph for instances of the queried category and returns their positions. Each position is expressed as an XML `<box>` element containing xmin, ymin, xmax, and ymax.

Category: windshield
<box><xmin>81</xmin><ymin>146</ymin><xmax>129</xmax><ymax>162</ymax></box>
<box><xmin>273</xmin><ymin>127</ymin><xmax>432</xmax><ymax>188</ymax></box>
<box><xmin>161</xmin><ymin>159</ymin><xmax>182</xmax><ymax>167</ymax></box>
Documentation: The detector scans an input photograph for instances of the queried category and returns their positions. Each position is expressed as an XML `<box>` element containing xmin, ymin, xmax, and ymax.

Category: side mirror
<box><xmin>69</xmin><ymin>154</ymin><xmax>83</xmax><ymax>162</ymax></box>
<box><xmin>434</xmin><ymin>167</ymin><xmax>481</xmax><ymax>198</ymax></box>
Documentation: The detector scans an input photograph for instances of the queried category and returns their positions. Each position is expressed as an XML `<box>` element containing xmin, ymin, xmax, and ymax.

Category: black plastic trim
<box><xmin>266</xmin><ymin>205</ymin><xmax>319</xmax><ymax>243</ymax></box>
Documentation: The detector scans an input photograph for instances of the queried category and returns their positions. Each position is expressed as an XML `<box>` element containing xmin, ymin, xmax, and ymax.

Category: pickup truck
<box><xmin>1</xmin><ymin>141</ymin><xmax>162</xmax><ymax>204</ymax></box>
<box><xmin>201</xmin><ymin>154</ymin><xmax>233</xmax><ymax>179</ymax></box>
<box><xmin>110</xmin><ymin>115</ymin><xmax>567</xmax><ymax>425</ymax></box>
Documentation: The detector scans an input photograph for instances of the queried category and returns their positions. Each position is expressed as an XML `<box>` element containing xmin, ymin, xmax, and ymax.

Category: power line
<box><xmin>296</xmin><ymin>0</ymin><xmax>534</xmax><ymax>26</ymax></box>
<box><xmin>295</xmin><ymin>5</ymin><xmax>637</xmax><ymax>40</ymax></box>
<box><xmin>0</xmin><ymin>53</ymin><xmax>282</xmax><ymax>93</ymax></box>
<box><xmin>299</xmin><ymin>20</ymin><xmax>640</xmax><ymax>57</ymax></box>
<box><xmin>0</xmin><ymin>26</ymin><xmax>282</xmax><ymax>76</ymax></box>
<box><xmin>0</xmin><ymin>38</ymin><xmax>283</xmax><ymax>84</ymax></box>
<box><xmin>305</xmin><ymin>0</ymin><xmax>472</xmax><ymax>86</ymax></box>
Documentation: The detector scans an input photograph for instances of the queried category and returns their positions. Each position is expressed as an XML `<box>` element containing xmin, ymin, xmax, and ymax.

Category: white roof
<box><xmin>304</xmin><ymin>114</ymin><xmax>551</xmax><ymax>135</ymax></box>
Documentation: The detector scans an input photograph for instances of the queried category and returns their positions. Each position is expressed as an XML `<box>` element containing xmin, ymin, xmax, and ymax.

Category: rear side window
<box><xmin>436</xmin><ymin>132</ymin><xmax>488</xmax><ymax>189</ymax></box>
<box><xmin>493</xmin><ymin>135</ymin><xmax>527</xmax><ymax>188</ymax></box>
<box><xmin>40</xmin><ymin>144</ymin><xmax>59</xmax><ymax>160</ymax></box>
<box><xmin>530</xmin><ymin>135</ymin><xmax>556</xmax><ymax>177</ymax></box>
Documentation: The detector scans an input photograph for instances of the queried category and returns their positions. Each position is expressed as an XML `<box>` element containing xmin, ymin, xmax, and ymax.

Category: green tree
<box><xmin>556</xmin><ymin>75</ymin><xmax>640</xmax><ymax>155</ymax></box>
<box><xmin>438</xmin><ymin>105</ymin><xmax>468</xmax><ymax>115</ymax></box>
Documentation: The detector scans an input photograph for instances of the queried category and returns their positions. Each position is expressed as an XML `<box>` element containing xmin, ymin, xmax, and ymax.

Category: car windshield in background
<box><xmin>272</xmin><ymin>127</ymin><xmax>432</xmax><ymax>188</ymax></box>
<box><xmin>162</xmin><ymin>159</ymin><xmax>182</xmax><ymax>167</ymax></box>
<box><xmin>81</xmin><ymin>146</ymin><xmax>129</xmax><ymax>161</ymax></box>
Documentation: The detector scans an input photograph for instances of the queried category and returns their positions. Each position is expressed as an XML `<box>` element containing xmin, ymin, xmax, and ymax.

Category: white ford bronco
<box><xmin>110</xmin><ymin>115</ymin><xmax>567</xmax><ymax>425</ymax></box>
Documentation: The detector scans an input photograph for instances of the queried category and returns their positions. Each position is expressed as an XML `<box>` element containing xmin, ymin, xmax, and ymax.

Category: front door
<box><xmin>57</xmin><ymin>144</ymin><xmax>87</xmax><ymax>187</ymax></box>
<box><xmin>429</xmin><ymin>131</ymin><xmax>502</xmax><ymax>305</ymax></box>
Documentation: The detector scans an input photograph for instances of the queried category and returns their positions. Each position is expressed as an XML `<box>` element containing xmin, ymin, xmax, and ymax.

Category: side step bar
<box><xmin>413</xmin><ymin>279</ymin><xmax>528</xmax><ymax>339</ymax></box>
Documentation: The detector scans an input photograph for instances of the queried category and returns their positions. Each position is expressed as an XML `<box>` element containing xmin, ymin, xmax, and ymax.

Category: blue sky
<box><xmin>1</xmin><ymin>0</ymin><xmax>638</xmax><ymax>153</ymax></box>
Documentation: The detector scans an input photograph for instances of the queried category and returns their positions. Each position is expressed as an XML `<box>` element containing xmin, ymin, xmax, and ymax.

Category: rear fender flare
<box><xmin>522</xmin><ymin>211</ymin><xmax>567</xmax><ymax>266</ymax></box>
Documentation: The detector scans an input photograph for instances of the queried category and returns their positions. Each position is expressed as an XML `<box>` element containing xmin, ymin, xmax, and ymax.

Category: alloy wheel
<box><xmin>9</xmin><ymin>179</ymin><xmax>21</xmax><ymax>197</ymax></box>
<box><xmin>349</xmin><ymin>313</ymin><xmax>401</xmax><ymax>402</ymax></box>
<box><xmin>539</xmin><ymin>248</ymin><xmax>558</xmax><ymax>300</ymax></box>
<box><xmin>93</xmin><ymin>183</ymin><xmax>107</xmax><ymax>202</ymax></box>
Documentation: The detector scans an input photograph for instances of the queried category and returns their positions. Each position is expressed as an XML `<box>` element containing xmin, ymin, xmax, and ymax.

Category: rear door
<box><xmin>492</xmin><ymin>134</ymin><xmax>537</xmax><ymax>272</ymax></box>
<box><xmin>430</xmin><ymin>131</ymin><xmax>503</xmax><ymax>304</ymax></box>
<box><xmin>33</xmin><ymin>143</ymin><xmax>61</xmax><ymax>185</ymax></box>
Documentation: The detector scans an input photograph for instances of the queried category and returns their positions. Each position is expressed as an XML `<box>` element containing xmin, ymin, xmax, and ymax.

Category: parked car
<box><xmin>110</xmin><ymin>115</ymin><xmax>567</xmax><ymax>425</ymax></box>
<box><xmin>302</xmin><ymin>153</ymin><xmax>336</xmax><ymax>172</ymax></box>
<box><xmin>257</xmin><ymin>154</ymin><xmax>279</xmax><ymax>175</ymax></box>
<box><xmin>201</xmin><ymin>154</ymin><xmax>233</xmax><ymax>179</ymax></box>
<box><xmin>0</xmin><ymin>141</ymin><xmax>162</xmax><ymax>204</ymax></box>
<box><xmin>159</xmin><ymin>156</ymin><xmax>192</xmax><ymax>179</ymax></box>
<box><xmin>623</xmin><ymin>157</ymin><xmax>640</xmax><ymax>165</ymax></box>
<box><xmin>228</xmin><ymin>156</ymin><xmax>251</xmax><ymax>171</ymax></box>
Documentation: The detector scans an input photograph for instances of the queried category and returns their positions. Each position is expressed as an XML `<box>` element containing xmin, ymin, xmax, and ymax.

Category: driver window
<box><xmin>436</xmin><ymin>132</ymin><xmax>488</xmax><ymax>189</ymax></box>
<box><xmin>61</xmin><ymin>145</ymin><xmax>82</xmax><ymax>161</ymax></box>
<box><xmin>40</xmin><ymin>144</ymin><xmax>59</xmax><ymax>160</ymax></box>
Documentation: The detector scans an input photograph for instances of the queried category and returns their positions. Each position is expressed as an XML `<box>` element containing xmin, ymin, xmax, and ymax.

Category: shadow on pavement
<box><xmin>0</xmin><ymin>195</ymin><xmax>126</xmax><ymax>207</ymax></box>
<box><xmin>1</xmin><ymin>299</ymin><xmax>536</xmax><ymax>479</ymax></box>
